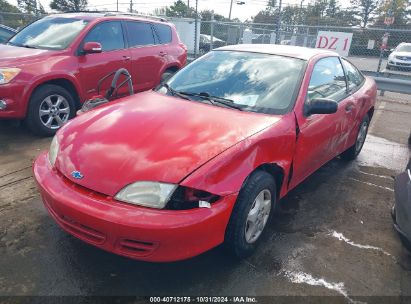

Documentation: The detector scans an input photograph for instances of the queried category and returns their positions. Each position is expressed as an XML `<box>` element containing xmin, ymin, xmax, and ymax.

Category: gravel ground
<box><xmin>0</xmin><ymin>95</ymin><xmax>410</xmax><ymax>302</ymax></box>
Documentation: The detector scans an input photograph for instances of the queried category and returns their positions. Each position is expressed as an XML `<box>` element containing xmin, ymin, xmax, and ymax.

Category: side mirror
<box><xmin>83</xmin><ymin>42</ymin><xmax>102</xmax><ymax>54</ymax></box>
<box><xmin>306</xmin><ymin>98</ymin><xmax>338</xmax><ymax>116</ymax></box>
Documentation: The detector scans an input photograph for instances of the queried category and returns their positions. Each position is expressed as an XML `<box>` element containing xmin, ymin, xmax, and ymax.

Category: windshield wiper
<box><xmin>8</xmin><ymin>42</ymin><xmax>38</xmax><ymax>49</ymax></box>
<box><xmin>162</xmin><ymin>83</ymin><xmax>191</xmax><ymax>100</ymax></box>
<box><xmin>182</xmin><ymin>92</ymin><xmax>244</xmax><ymax>111</ymax></box>
<box><xmin>162</xmin><ymin>85</ymin><xmax>243</xmax><ymax>111</ymax></box>
<box><xmin>22</xmin><ymin>44</ymin><xmax>39</xmax><ymax>49</ymax></box>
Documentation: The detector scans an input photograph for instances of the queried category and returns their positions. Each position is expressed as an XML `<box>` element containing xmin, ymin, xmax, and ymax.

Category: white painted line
<box><xmin>329</xmin><ymin>231</ymin><xmax>392</xmax><ymax>257</ymax></box>
<box><xmin>283</xmin><ymin>271</ymin><xmax>363</xmax><ymax>304</ymax></box>
<box><xmin>349</xmin><ymin>177</ymin><xmax>394</xmax><ymax>192</ymax></box>
<box><xmin>358</xmin><ymin>170</ymin><xmax>393</xmax><ymax>180</ymax></box>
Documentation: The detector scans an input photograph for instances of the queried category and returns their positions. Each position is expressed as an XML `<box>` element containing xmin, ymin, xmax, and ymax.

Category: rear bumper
<box><xmin>0</xmin><ymin>82</ymin><xmax>27</xmax><ymax>119</ymax></box>
<box><xmin>33</xmin><ymin>152</ymin><xmax>237</xmax><ymax>262</ymax></box>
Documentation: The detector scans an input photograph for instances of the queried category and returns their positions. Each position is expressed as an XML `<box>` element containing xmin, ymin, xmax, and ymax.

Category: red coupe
<box><xmin>33</xmin><ymin>45</ymin><xmax>377</xmax><ymax>262</ymax></box>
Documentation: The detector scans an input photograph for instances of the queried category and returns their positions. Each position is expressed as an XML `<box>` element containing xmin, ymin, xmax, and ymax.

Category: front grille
<box><xmin>59</xmin><ymin>215</ymin><xmax>106</xmax><ymax>245</ymax></box>
<box><xmin>395</xmin><ymin>56</ymin><xmax>411</xmax><ymax>61</ymax></box>
<box><xmin>118</xmin><ymin>238</ymin><xmax>158</xmax><ymax>257</ymax></box>
<box><xmin>45</xmin><ymin>199</ymin><xmax>106</xmax><ymax>245</ymax></box>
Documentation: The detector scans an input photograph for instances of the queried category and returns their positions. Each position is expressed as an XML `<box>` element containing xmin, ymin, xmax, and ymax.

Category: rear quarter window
<box><xmin>154</xmin><ymin>24</ymin><xmax>172</xmax><ymax>44</ymax></box>
<box><xmin>126</xmin><ymin>21</ymin><xmax>155</xmax><ymax>47</ymax></box>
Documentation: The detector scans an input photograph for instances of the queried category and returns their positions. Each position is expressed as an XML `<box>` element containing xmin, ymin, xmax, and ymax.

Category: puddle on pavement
<box><xmin>358</xmin><ymin>134</ymin><xmax>410</xmax><ymax>173</ymax></box>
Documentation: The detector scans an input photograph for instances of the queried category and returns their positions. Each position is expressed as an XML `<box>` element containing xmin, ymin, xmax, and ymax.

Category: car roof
<box><xmin>46</xmin><ymin>13</ymin><xmax>168</xmax><ymax>25</ymax></box>
<box><xmin>214</xmin><ymin>44</ymin><xmax>338</xmax><ymax>60</ymax></box>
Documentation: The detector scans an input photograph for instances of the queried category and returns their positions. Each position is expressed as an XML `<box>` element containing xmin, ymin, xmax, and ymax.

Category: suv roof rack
<box><xmin>103</xmin><ymin>11</ymin><xmax>167</xmax><ymax>22</ymax></box>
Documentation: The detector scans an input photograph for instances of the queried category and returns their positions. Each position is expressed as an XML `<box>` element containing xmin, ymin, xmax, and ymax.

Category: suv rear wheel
<box><xmin>26</xmin><ymin>84</ymin><xmax>76</xmax><ymax>137</ymax></box>
<box><xmin>161</xmin><ymin>69</ymin><xmax>177</xmax><ymax>83</ymax></box>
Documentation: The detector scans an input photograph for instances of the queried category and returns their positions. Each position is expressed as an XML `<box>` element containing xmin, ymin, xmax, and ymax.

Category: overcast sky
<box><xmin>7</xmin><ymin>0</ymin><xmax>351</xmax><ymax>21</ymax></box>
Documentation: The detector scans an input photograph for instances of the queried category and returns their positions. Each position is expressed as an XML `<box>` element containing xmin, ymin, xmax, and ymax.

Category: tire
<box><xmin>340</xmin><ymin>115</ymin><xmax>370</xmax><ymax>161</ymax></box>
<box><xmin>225</xmin><ymin>170</ymin><xmax>276</xmax><ymax>258</ymax></box>
<box><xmin>160</xmin><ymin>70</ymin><xmax>176</xmax><ymax>83</ymax></box>
<box><xmin>26</xmin><ymin>84</ymin><xmax>76</xmax><ymax>137</ymax></box>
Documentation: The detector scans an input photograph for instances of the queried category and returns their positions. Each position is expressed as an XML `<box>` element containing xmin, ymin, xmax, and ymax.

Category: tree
<box><xmin>50</xmin><ymin>0</ymin><xmax>88</xmax><ymax>12</ymax></box>
<box><xmin>17</xmin><ymin>0</ymin><xmax>37</xmax><ymax>14</ymax></box>
<box><xmin>350</xmin><ymin>0</ymin><xmax>380</xmax><ymax>27</ymax></box>
<box><xmin>374</xmin><ymin>0</ymin><xmax>411</xmax><ymax>27</ymax></box>
<box><xmin>0</xmin><ymin>0</ymin><xmax>26</xmax><ymax>28</ymax></box>
<box><xmin>0</xmin><ymin>0</ymin><xmax>21</xmax><ymax>13</ymax></box>
<box><xmin>166</xmin><ymin>0</ymin><xmax>196</xmax><ymax>18</ymax></box>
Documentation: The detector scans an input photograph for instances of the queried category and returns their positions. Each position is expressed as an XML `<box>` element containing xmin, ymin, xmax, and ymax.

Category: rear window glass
<box><xmin>154</xmin><ymin>24</ymin><xmax>172</xmax><ymax>44</ymax></box>
<box><xmin>126</xmin><ymin>21</ymin><xmax>155</xmax><ymax>47</ymax></box>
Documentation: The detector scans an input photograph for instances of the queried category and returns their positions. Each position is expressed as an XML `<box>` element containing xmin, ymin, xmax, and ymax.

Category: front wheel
<box><xmin>225</xmin><ymin>171</ymin><xmax>276</xmax><ymax>258</ymax></box>
<box><xmin>26</xmin><ymin>84</ymin><xmax>76</xmax><ymax>137</ymax></box>
<box><xmin>340</xmin><ymin>115</ymin><xmax>370</xmax><ymax>161</ymax></box>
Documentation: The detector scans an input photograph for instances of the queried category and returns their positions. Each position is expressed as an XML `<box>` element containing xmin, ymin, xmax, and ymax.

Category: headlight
<box><xmin>115</xmin><ymin>182</ymin><xmax>177</xmax><ymax>209</ymax></box>
<box><xmin>48</xmin><ymin>135</ymin><xmax>59</xmax><ymax>167</ymax></box>
<box><xmin>0</xmin><ymin>68</ymin><xmax>21</xmax><ymax>84</ymax></box>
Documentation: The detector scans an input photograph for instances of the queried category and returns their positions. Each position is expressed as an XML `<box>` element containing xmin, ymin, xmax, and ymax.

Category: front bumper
<box><xmin>0</xmin><ymin>82</ymin><xmax>27</xmax><ymax>119</ymax></box>
<box><xmin>33</xmin><ymin>152</ymin><xmax>237</xmax><ymax>262</ymax></box>
<box><xmin>387</xmin><ymin>58</ymin><xmax>411</xmax><ymax>69</ymax></box>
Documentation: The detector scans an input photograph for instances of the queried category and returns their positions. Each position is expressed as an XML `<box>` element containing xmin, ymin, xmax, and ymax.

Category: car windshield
<box><xmin>160</xmin><ymin>51</ymin><xmax>305</xmax><ymax>114</ymax></box>
<box><xmin>396</xmin><ymin>45</ymin><xmax>411</xmax><ymax>52</ymax></box>
<box><xmin>9</xmin><ymin>17</ymin><xmax>89</xmax><ymax>50</ymax></box>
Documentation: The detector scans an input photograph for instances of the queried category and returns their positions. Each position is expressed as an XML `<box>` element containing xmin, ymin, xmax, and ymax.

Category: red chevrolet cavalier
<box><xmin>33</xmin><ymin>45</ymin><xmax>377</xmax><ymax>262</ymax></box>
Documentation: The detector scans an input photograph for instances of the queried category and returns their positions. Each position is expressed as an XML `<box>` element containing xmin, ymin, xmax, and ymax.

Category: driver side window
<box><xmin>307</xmin><ymin>57</ymin><xmax>347</xmax><ymax>103</ymax></box>
<box><xmin>83</xmin><ymin>21</ymin><xmax>125</xmax><ymax>52</ymax></box>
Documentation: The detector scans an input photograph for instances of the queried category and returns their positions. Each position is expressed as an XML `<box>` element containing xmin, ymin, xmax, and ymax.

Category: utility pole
<box><xmin>194</xmin><ymin>0</ymin><xmax>198</xmax><ymax>57</ymax></box>
<box><xmin>275</xmin><ymin>0</ymin><xmax>283</xmax><ymax>44</ymax></box>
<box><xmin>187</xmin><ymin>0</ymin><xmax>190</xmax><ymax>16</ymax></box>
<box><xmin>117</xmin><ymin>0</ymin><xmax>119</xmax><ymax>12</ymax></box>
<box><xmin>229</xmin><ymin>0</ymin><xmax>234</xmax><ymax>20</ymax></box>
<box><xmin>299</xmin><ymin>0</ymin><xmax>304</xmax><ymax>24</ymax></box>
<box><xmin>130</xmin><ymin>0</ymin><xmax>133</xmax><ymax>13</ymax></box>
<box><xmin>377</xmin><ymin>0</ymin><xmax>397</xmax><ymax>75</ymax></box>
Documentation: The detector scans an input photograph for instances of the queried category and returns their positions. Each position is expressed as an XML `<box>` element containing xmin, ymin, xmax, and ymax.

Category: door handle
<box><xmin>123</xmin><ymin>56</ymin><xmax>131</xmax><ymax>61</ymax></box>
<box><xmin>159</xmin><ymin>51</ymin><xmax>167</xmax><ymax>57</ymax></box>
<box><xmin>345</xmin><ymin>104</ymin><xmax>354</xmax><ymax>112</ymax></box>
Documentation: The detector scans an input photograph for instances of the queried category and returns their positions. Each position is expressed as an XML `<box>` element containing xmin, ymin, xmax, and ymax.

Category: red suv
<box><xmin>0</xmin><ymin>13</ymin><xmax>187</xmax><ymax>135</ymax></box>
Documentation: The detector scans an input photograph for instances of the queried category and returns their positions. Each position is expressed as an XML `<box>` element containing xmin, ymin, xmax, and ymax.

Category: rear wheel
<box><xmin>26</xmin><ymin>84</ymin><xmax>75</xmax><ymax>137</ymax></box>
<box><xmin>340</xmin><ymin>115</ymin><xmax>370</xmax><ymax>160</ymax></box>
<box><xmin>225</xmin><ymin>171</ymin><xmax>276</xmax><ymax>258</ymax></box>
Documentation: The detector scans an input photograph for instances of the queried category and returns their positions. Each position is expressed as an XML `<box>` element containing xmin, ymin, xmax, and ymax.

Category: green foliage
<box><xmin>166</xmin><ymin>0</ymin><xmax>197</xmax><ymax>18</ymax></box>
<box><xmin>50</xmin><ymin>0</ymin><xmax>88</xmax><ymax>12</ymax></box>
<box><xmin>350</xmin><ymin>0</ymin><xmax>379</xmax><ymax>27</ymax></box>
<box><xmin>373</xmin><ymin>0</ymin><xmax>411</xmax><ymax>27</ymax></box>
<box><xmin>17</xmin><ymin>0</ymin><xmax>37</xmax><ymax>14</ymax></box>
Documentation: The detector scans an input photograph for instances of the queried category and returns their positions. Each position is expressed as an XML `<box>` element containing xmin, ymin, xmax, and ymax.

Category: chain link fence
<box><xmin>0</xmin><ymin>12</ymin><xmax>45</xmax><ymax>30</ymax></box>
<box><xmin>197</xmin><ymin>20</ymin><xmax>411</xmax><ymax>74</ymax></box>
<box><xmin>1</xmin><ymin>11</ymin><xmax>410</xmax><ymax>75</ymax></box>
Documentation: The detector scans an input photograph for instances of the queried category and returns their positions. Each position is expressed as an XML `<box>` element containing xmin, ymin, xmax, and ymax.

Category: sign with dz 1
<box><xmin>315</xmin><ymin>31</ymin><xmax>353</xmax><ymax>57</ymax></box>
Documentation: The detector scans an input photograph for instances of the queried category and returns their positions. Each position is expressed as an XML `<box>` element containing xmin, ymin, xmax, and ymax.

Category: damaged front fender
<box><xmin>180</xmin><ymin>113</ymin><xmax>297</xmax><ymax>199</ymax></box>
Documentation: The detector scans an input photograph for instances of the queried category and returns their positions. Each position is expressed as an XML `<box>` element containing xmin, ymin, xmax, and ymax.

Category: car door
<box><xmin>290</xmin><ymin>56</ymin><xmax>350</xmax><ymax>188</ymax></box>
<box><xmin>340</xmin><ymin>58</ymin><xmax>366</xmax><ymax>151</ymax></box>
<box><xmin>125</xmin><ymin>21</ymin><xmax>165</xmax><ymax>92</ymax></box>
<box><xmin>77</xmin><ymin>21</ymin><xmax>132</xmax><ymax>100</ymax></box>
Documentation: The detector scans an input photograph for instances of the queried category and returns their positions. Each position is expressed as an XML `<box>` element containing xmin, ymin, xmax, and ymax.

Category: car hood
<box><xmin>393</xmin><ymin>51</ymin><xmax>411</xmax><ymax>57</ymax></box>
<box><xmin>56</xmin><ymin>91</ymin><xmax>280</xmax><ymax>197</ymax></box>
<box><xmin>0</xmin><ymin>44</ymin><xmax>53</xmax><ymax>66</ymax></box>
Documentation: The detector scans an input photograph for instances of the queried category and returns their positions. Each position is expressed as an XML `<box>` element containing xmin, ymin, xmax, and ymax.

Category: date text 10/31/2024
<box><xmin>149</xmin><ymin>297</ymin><xmax>258</xmax><ymax>303</ymax></box>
